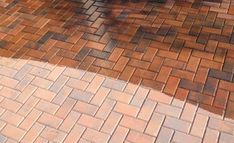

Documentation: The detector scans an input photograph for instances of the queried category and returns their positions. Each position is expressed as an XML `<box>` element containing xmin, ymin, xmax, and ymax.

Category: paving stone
<box><xmin>179</xmin><ymin>79</ymin><xmax>203</xmax><ymax>92</ymax></box>
<box><xmin>0</xmin><ymin>0</ymin><xmax>234</xmax><ymax>142</ymax></box>
<box><xmin>209</xmin><ymin>69</ymin><xmax>233</xmax><ymax>81</ymax></box>
<box><xmin>82</xmin><ymin>128</ymin><xmax>110</xmax><ymax>143</ymax></box>
<box><xmin>155</xmin><ymin>127</ymin><xmax>174</xmax><ymax>143</ymax></box>
<box><xmin>172</xmin><ymin>131</ymin><xmax>202</xmax><ymax>143</ymax></box>
<box><xmin>219</xmin><ymin>132</ymin><xmax>234</xmax><ymax>143</ymax></box>
<box><xmin>126</xmin><ymin>130</ymin><xmax>155</xmax><ymax>143</ymax></box>
<box><xmin>40</xmin><ymin>127</ymin><xmax>67</xmax><ymax>143</ymax></box>
<box><xmin>164</xmin><ymin>116</ymin><xmax>191</xmax><ymax>133</ymax></box>
<box><xmin>203</xmin><ymin>128</ymin><xmax>219</xmax><ymax>143</ymax></box>
<box><xmin>69</xmin><ymin>89</ymin><xmax>93</xmax><ymax>102</ymax></box>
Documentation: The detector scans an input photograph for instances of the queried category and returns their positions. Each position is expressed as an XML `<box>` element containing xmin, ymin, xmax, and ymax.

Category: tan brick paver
<box><xmin>0</xmin><ymin>58</ymin><xmax>233</xmax><ymax>142</ymax></box>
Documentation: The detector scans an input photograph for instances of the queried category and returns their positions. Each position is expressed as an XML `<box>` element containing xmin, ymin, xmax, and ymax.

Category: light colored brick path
<box><xmin>0</xmin><ymin>57</ymin><xmax>233</xmax><ymax>143</ymax></box>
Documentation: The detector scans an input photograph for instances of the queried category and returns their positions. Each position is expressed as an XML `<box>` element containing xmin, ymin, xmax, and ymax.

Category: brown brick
<box><xmin>203</xmin><ymin>77</ymin><xmax>219</xmax><ymax>96</ymax></box>
<box><xmin>156</xmin><ymin>66</ymin><xmax>172</xmax><ymax>83</ymax></box>
<box><xmin>179</xmin><ymin>79</ymin><xmax>203</xmax><ymax>92</ymax></box>
<box><xmin>163</xmin><ymin>76</ymin><xmax>180</xmax><ymax>95</ymax></box>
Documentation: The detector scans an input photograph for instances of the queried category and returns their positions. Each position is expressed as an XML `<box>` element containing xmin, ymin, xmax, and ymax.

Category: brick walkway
<box><xmin>0</xmin><ymin>57</ymin><xmax>233</xmax><ymax>143</ymax></box>
<box><xmin>0</xmin><ymin>0</ymin><xmax>234</xmax><ymax>142</ymax></box>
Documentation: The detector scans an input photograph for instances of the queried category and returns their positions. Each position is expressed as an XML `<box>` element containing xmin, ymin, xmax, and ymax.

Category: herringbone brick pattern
<box><xmin>1</xmin><ymin>0</ymin><xmax>234</xmax><ymax>119</ymax></box>
<box><xmin>0</xmin><ymin>57</ymin><xmax>233</xmax><ymax>143</ymax></box>
<box><xmin>0</xmin><ymin>0</ymin><xmax>234</xmax><ymax>142</ymax></box>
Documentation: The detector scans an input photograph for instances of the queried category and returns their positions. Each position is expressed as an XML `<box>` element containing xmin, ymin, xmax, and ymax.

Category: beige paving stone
<box><xmin>145</xmin><ymin>113</ymin><xmax>165</xmax><ymax>136</ymax></box>
<box><xmin>164</xmin><ymin>116</ymin><xmax>191</xmax><ymax>133</ymax></box>
<box><xmin>82</xmin><ymin>128</ymin><xmax>110</xmax><ymax>143</ymax></box>
<box><xmin>172</xmin><ymin>131</ymin><xmax>202</xmax><ymax>143</ymax></box>
<box><xmin>203</xmin><ymin>128</ymin><xmax>219</xmax><ymax>143</ymax></box>
<box><xmin>126</xmin><ymin>130</ymin><xmax>155</xmax><ymax>143</ymax></box>
<box><xmin>155</xmin><ymin>127</ymin><xmax>174</xmax><ymax>143</ymax></box>
<box><xmin>109</xmin><ymin>126</ymin><xmax>129</xmax><ymax>143</ymax></box>
<box><xmin>40</xmin><ymin>126</ymin><xmax>67</xmax><ymax>143</ymax></box>
<box><xmin>190</xmin><ymin>114</ymin><xmax>209</xmax><ymax>138</ymax></box>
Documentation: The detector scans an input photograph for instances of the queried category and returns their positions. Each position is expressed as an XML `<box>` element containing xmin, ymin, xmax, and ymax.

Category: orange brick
<box><xmin>108</xmin><ymin>90</ymin><xmax>133</xmax><ymax>104</ymax></box>
<box><xmin>156</xmin><ymin>66</ymin><xmax>172</xmax><ymax>83</ymax></box>
<box><xmin>40</xmin><ymin>127</ymin><xmax>67</xmax><ymax>142</ymax></box>
<box><xmin>127</xmin><ymin>130</ymin><xmax>155</xmax><ymax>143</ymax></box>
<box><xmin>194</xmin><ymin>67</ymin><xmax>209</xmax><ymax>84</ymax></box>
<box><xmin>16</xmin><ymin>85</ymin><xmax>37</xmax><ymax>103</ymax></box>
<box><xmin>109</xmin><ymin>126</ymin><xmax>129</xmax><ymax>143</ymax></box>
<box><xmin>34</xmin><ymin>136</ymin><xmax>49</xmax><ymax>143</ymax></box>
<box><xmin>101</xmin><ymin>112</ymin><xmax>122</xmax><ymax>134</ymax></box>
<box><xmin>0</xmin><ymin>111</ymin><xmax>24</xmax><ymax>126</ymax></box>
<box><xmin>21</xmin><ymin>123</ymin><xmax>44</xmax><ymax>143</ymax></box>
<box><xmin>19</xmin><ymin>109</ymin><xmax>42</xmax><ymax>130</ymax></box>
<box><xmin>82</xmin><ymin>128</ymin><xmax>110</xmax><ymax>143</ymax></box>
<box><xmin>59</xmin><ymin>111</ymin><xmax>81</xmax><ymax>133</ymax></box>
<box><xmin>0</xmin><ymin>87</ymin><xmax>20</xmax><ymax>99</ymax></box>
<box><xmin>158</xmin><ymin>50</ymin><xmax>178</xmax><ymax>59</ymax></box>
<box><xmin>2</xmin><ymin>124</ymin><xmax>26</xmax><ymax>141</ymax></box>
<box><xmin>113</xmin><ymin>57</ymin><xmax>129</xmax><ymax>72</ymax></box>
<box><xmin>31</xmin><ymin>77</ymin><xmax>53</xmax><ymax>89</ymax></box>
<box><xmin>73</xmin><ymin>101</ymin><xmax>98</xmax><ymax>116</ymax></box>
<box><xmin>120</xmin><ymin>116</ymin><xmax>147</xmax><ymax>132</ymax></box>
<box><xmin>148</xmin><ymin>90</ymin><xmax>172</xmax><ymax>104</ymax></box>
<box><xmin>163</xmin><ymin>76</ymin><xmax>180</xmax><ymax>95</ymax></box>
<box><xmin>47</xmin><ymin>66</ymin><xmax>65</xmax><ymax>81</ymax></box>
<box><xmin>90</xmin><ymin>87</ymin><xmax>110</xmax><ymax>106</ymax></box>
<box><xmin>114</xmin><ymin>102</ymin><xmax>139</xmax><ymax>117</ymax></box>
<box><xmin>138</xmin><ymin>99</ymin><xmax>157</xmax><ymax>121</ymax></box>
<box><xmin>200</xmin><ymin>59</ymin><xmax>222</xmax><ymax>70</ymax></box>
<box><xmin>145</xmin><ymin>113</ymin><xmax>165</xmax><ymax>136</ymax></box>
<box><xmin>86</xmin><ymin>75</ymin><xmax>105</xmax><ymax>93</ymax></box>
<box><xmin>0</xmin><ymin>98</ymin><xmax>22</xmax><ymax>112</ymax></box>
<box><xmin>33</xmin><ymin>88</ymin><xmax>56</xmax><ymax>101</ymax></box>
<box><xmin>0</xmin><ymin>76</ymin><xmax>19</xmax><ymax>88</ymax></box>
<box><xmin>36</xmin><ymin>100</ymin><xmax>59</xmax><ymax>114</ymax></box>
<box><xmin>78</xmin><ymin>114</ymin><xmax>104</xmax><ymax>130</ymax></box>
<box><xmin>55</xmin><ymin>97</ymin><xmax>76</xmax><ymax>118</ymax></box>
<box><xmin>108</xmin><ymin>48</ymin><xmax>124</xmax><ymax>62</ymax></box>
<box><xmin>38</xmin><ymin>112</ymin><xmax>63</xmax><ymax>128</ymax></box>
<box><xmin>86</xmin><ymin>41</ymin><xmax>105</xmax><ymax>50</ymax></box>
<box><xmin>18</xmin><ymin>96</ymin><xmax>39</xmax><ymax>116</ymax></box>
<box><xmin>95</xmin><ymin>98</ymin><xmax>116</xmax><ymax>120</ymax></box>
<box><xmin>52</xmin><ymin>86</ymin><xmax>73</xmax><ymax>105</ymax></box>
<box><xmin>219</xmin><ymin>80</ymin><xmax>234</xmax><ymax>92</ymax></box>
<box><xmin>186</xmin><ymin>56</ymin><xmax>200</xmax><ymax>73</ymax></box>
<box><xmin>190</xmin><ymin>114</ymin><xmax>208</xmax><ymax>137</ymax></box>
<box><xmin>63</xmin><ymin>124</ymin><xmax>85</xmax><ymax>143</ymax></box>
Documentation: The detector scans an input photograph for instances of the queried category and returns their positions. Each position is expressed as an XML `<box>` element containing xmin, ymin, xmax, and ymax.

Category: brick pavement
<box><xmin>0</xmin><ymin>0</ymin><xmax>234</xmax><ymax>142</ymax></box>
<box><xmin>0</xmin><ymin>0</ymin><xmax>234</xmax><ymax>119</ymax></box>
<box><xmin>0</xmin><ymin>57</ymin><xmax>233</xmax><ymax>143</ymax></box>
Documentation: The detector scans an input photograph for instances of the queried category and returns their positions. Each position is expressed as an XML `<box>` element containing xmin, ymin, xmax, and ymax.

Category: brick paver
<box><xmin>0</xmin><ymin>0</ymin><xmax>234</xmax><ymax>142</ymax></box>
<box><xmin>0</xmin><ymin>58</ymin><xmax>233</xmax><ymax>142</ymax></box>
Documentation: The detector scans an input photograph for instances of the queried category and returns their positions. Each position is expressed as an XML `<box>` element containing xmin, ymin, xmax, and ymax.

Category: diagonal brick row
<box><xmin>0</xmin><ymin>57</ymin><xmax>233</xmax><ymax>143</ymax></box>
<box><xmin>0</xmin><ymin>0</ymin><xmax>234</xmax><ymax>120</ymax></box>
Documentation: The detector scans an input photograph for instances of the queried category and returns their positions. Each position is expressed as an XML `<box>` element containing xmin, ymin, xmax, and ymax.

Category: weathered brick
<box><xmin>179</xmin><ymin>79</ymin><xmax>203</xmax><ymax>92</ymax></box>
